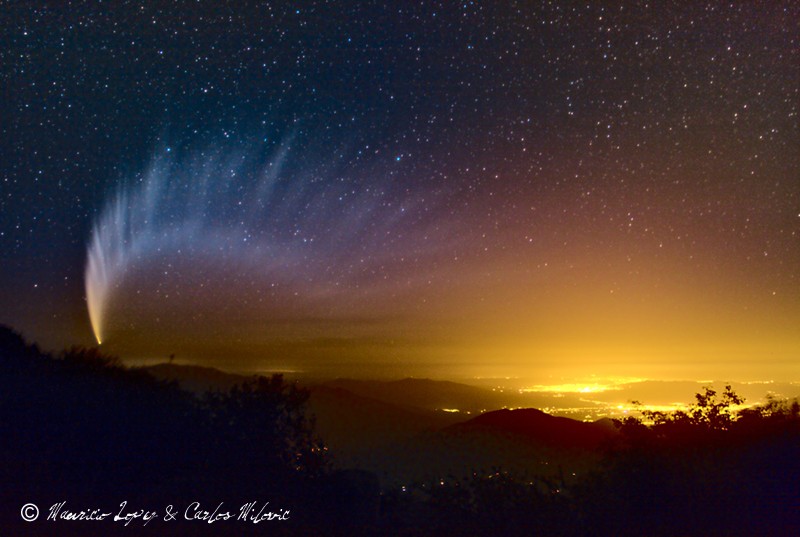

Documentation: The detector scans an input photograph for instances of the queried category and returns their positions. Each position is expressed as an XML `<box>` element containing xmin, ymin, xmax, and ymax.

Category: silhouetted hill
<box><xmin>139</xmin><ymin>363</ymin><xmax>469</xmax><ymax>466</ymax></box>
<box><xmin>307</xmin><ymin>385</ymin><xmax>463</xmax><ymax>460</ymax></box>
<box><xmin>446</xmin><ymin>408</ymin><xmax>617</xmax><ymax>451</ymax></box>
<box><xmin>0</xmin><ymin>327</ymin><xmax>355</xmax><ymax>535</ymax></box>
<box><xmin>133</xmin><ymin>364</ymin><xmax>617</xmax><ymax>482</ymax></box>
<box><xmin>140</xmin><ymin>362</ymin><xmax>251</xmax><ymax>393</ymax></box>
<box><xmin>3</xmin><ymin>326</ymin><xmax>797</xmax><ymax>535</ymax></box>
<box><xmin>324</xmin><ymin>377</ymin><xmax>504</xmax><ymax>414</ymax></box>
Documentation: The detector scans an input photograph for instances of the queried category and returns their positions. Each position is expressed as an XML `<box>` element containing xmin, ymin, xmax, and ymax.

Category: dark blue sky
<box><xmin>2</xmin><ymin>2</ymin><xmax>797</xmax><ymax>381</ymax></box>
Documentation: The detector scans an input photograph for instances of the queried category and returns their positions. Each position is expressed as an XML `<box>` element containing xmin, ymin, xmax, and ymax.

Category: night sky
<box><xmin>2</xmin><ymin>2</ymin><xmax>798</xmax><ymax>382</ymax></box>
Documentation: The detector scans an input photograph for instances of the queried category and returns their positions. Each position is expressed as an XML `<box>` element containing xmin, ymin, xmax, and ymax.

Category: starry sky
<box><xmin>2</xmin><ymin>1</ymin><xmax>798</xmax><ymax>382</ymax></box>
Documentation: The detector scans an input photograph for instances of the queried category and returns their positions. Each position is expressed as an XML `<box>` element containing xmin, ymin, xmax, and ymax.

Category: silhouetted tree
<box><xmin>201</xmin><ymin>374</ymin><xmax>328</xmax><ymax>486</ymax></box>
<box><xmin>0</xmin><ymin>326</ymin><xmax>333</xmax><ymax>535</ymax></box>
<box><xmin>654</xmin><ymin>385</ymin><xmax>741</xmax><ymax>428</ymax></box>
<box><xmin>596</xmin><ymin>386</ymin><xmax>800</xmax><ymax>536</ymax></box>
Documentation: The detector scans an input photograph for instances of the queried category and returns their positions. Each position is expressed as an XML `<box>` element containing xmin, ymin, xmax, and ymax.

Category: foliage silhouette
<box><xmin>200</xmin><ymin>374</ymin><xmax>328</xmax><ymax>486</ymax></box>
<box><xmin>0</xmin><ymin>325</ymin><xmax>334</xmax><ymax>535</ymax></box>
<box><xmin>2</xmin><ymin>325</ymin><xmax>798</xmax><ymax>536</ymax></box>
<box><xmin>594</xmin><ymin>385</ymin><xmax>800</xmax><ymax>536</ymax></box>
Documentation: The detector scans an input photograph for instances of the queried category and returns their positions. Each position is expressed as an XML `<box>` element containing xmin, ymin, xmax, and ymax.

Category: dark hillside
<box><xmin>447</xmin><ymin>408</ymin><xmax>617</xmax><ymax>450</ymax></box>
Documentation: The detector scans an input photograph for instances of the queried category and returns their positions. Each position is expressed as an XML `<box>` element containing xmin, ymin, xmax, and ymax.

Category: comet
<box><xmin>84</xmin><ymin>138</ymin><xmax>453</xmax><ymax>345</ymax></box>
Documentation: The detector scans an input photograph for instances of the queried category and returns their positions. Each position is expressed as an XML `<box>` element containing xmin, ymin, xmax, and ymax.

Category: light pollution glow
<box><xmin>85</xmin><ymin>137</ymin><xmax>799</xmax><ymax>383</ymax></box>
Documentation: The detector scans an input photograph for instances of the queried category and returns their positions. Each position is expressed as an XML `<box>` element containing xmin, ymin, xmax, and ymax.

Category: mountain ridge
<box><xmin>446</xmin><ymin>407</ymin><xmax>618</xmax><ymax>451</ymax></box>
